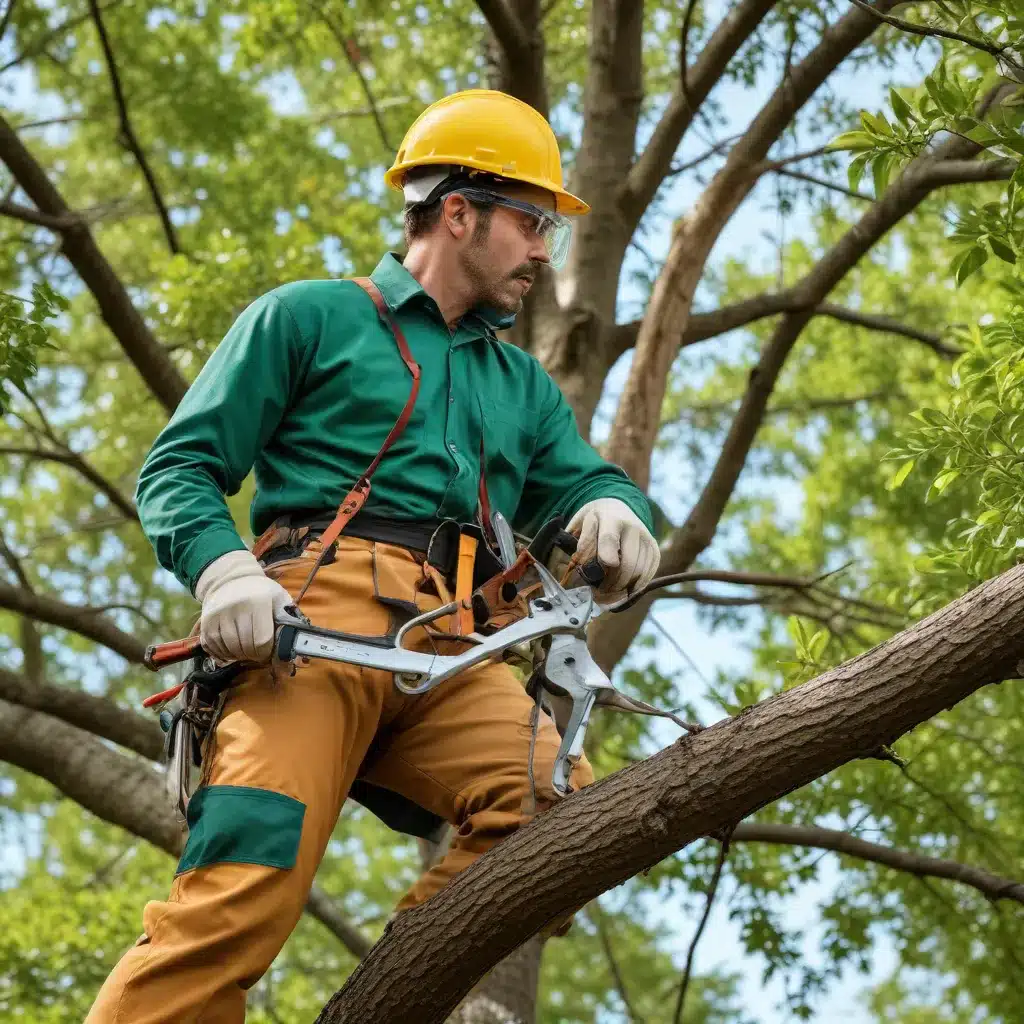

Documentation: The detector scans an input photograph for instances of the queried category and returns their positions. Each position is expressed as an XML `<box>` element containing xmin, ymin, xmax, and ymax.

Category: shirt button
<box><xmin>449</xmin><ymin>395</ymin><xmax>455</xmax><ymax>404</ymax></box>
<box><xmin>448</xmin><ymin>442</ymin><xmax>457</xmax><ymax>452</ymax></box>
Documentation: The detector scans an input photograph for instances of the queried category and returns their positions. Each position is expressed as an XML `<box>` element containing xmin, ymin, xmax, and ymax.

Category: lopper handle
<box><xmin>144</xmin><ymin>636</ymin><xmax>203</xmax><ymax>671</ymax></box>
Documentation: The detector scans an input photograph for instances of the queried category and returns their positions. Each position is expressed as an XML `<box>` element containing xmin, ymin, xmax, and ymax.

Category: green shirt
<box><xmin>136</xmin><ymin>253</ymin><xmax>653</xmax><ymax>592</ymax></box>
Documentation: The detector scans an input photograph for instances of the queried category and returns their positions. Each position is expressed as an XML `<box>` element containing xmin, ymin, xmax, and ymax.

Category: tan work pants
<box><xmin>86</xmin><ymin>536</ymin><xmax>592</xmax><ymax>1023</ymax></box>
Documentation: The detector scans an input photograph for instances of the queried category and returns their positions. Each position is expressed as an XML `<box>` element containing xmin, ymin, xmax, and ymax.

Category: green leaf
<box><xmin>889</xmin><ymin>88</ymin><xmax>915</xmax><ymax>126</ymax></box>
<box><xmin>976</xmin><ymin>508</ymin><xmax>1003</xmax><ymax>526</ymax></box>
<box><xmin>932</xmin><ymin>468</ymin><xmax>961</xmax><ymax>494</ymax></box>
<box><xmin>888</xmin><ymin>458</ymin><xmax>917</xmax><ymax>490</ymax></box>
<box><xmin>872</xmin><ymin>152</ymin><xmax>894</xmax><ymax>197</ymax></box>
<box><xmin>954</xmin><ymin>245</ymin><xmax>989</xmax><ymax>286</ymax></box>
<box><xmin>827</xmin><ymin>130</ymin><xmax>878</xmax><ymax>152</ymax></box>
<box><xmin>807</xmin><ymin>629</ymin><xmax>828</xmax><ymax>661</ymax></box>
<box><xmin>990</xmin><ymin>237</ymin><xmax>1017</xmax><ymax>264</ymax></box>
<box><xmin>848</xmin><ymin>152</ymin><xmax>871</xmax><ymax>193</ymax></box>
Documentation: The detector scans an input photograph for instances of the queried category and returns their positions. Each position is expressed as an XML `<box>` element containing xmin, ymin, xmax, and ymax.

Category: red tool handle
<box><xmin>142</xmin><ymin>682</ymin><xmax>186</xmax><ymax>708</ymax></box>
<box><xmin>144</xmin><ymin>636</ymin><xmax>203</xmax><ymax>671</ymax></box>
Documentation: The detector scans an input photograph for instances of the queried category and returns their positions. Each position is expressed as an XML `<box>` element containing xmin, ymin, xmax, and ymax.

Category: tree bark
<box><xmin>317</xmin><ymin>560</ymin><xmax>1024</xmax><ymax>1023</ymax></box>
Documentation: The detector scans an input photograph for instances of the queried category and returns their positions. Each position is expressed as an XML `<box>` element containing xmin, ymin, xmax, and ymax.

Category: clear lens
<box><xmin>542</xmin><ymin>215</ymin><xmax>573</xmax><ymax>270</ymax></box>
<box><xmin>453</xmin><ymin>187</ymin><xmax>574</xmax><ymax>270</ymax></box>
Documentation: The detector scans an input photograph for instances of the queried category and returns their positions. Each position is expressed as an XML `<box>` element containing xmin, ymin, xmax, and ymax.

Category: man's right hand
<box><xmin>194</xmin><ymin>549</ymin><xmax>294</xmax><ymax>663</ymax></box>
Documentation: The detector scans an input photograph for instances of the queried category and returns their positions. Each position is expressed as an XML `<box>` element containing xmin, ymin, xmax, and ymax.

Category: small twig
<box><xmin>673</xmin><ymin>831</ymin><xmax>733</xmax><ymax>1024</ymax></box>
<box><xmin>755</xmin><ymin>143</ymin><xmax>833</xmax><ymax>173</ymax></box>
<box><xmin>667</xmin><ymin>134</ymin><xmax>742</xmax><ymax>177</ymax></box>
<box><xmin>649</xmin><ymin>614</ymin><xmax>712</xmax><ymax>688</ymax></box>
<box><xmin>772</xmin><ymin>165</ymin><xmax>873</xmax><ymax>201</ymax></box>
<box><xmin>847</xmin><ymin>0</ymin><xmax>1024</xmax><ymax>75</ymax></box>
<box><xmin>0</xmin><ymin>1</ymin><xmax>125</xmax><ymax>74</ymax></box>
<box><xmin>318</xmin><ymin>8</ymin><xmax>394</xmax><ymax>153</ymax></box>
<box><xmin>0</xmin><ymin>0</ymin><xmax>17</xmax><ymax>44</ymax></box>
<box><xmin>865</xmin><ymin>743</ymin><xmax>908</xmax><ymax>769</ymax></box>
<box><xmin>87</xmin><ymin>0</ymin><xmax>180</xmax><ymax>254</ymax></box>
<box><xmin>589</xmin><ymin>902</ymin><xmax>646</xmax><ymax>1024</ymax></box>
<box><xmin>13</xmin><ymin>114</ymin><xmax>85</xmax><ymax>132</ymax></box>
<box><xmin>679</xmin><ymin>0</ymin><xmax>699</xmax><ymax>114</ymax></box>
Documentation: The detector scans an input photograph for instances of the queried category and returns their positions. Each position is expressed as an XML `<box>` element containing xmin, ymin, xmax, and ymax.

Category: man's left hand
<box><xmin>567</xmin><ymin>498</ymin><xmax>660</xmax><ymax>605</ymax></box>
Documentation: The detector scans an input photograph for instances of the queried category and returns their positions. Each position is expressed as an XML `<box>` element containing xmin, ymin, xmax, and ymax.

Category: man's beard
<box><xmin>460</xmin><ymin>235</ymin><xmax>539</xmax><ymax>316</ymax></box>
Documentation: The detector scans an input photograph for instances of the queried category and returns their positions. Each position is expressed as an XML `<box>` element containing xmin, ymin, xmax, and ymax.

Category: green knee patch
<box><xmin>176</xmin><ymin>785</ymin><xmax>306</xmax><ymax>874</ymax></box>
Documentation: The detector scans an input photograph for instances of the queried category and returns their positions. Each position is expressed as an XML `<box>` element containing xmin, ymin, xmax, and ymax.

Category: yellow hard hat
<box><xmin>385</xmin><ymin>89</ymin><xmax>590</xmax><ymax>216</ymax></box>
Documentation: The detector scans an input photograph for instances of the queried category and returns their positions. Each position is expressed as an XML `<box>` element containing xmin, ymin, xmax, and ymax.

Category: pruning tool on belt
<box><xmin>143</xmin><ymin>514</ymin><xmax>700</xmax><ymax>820</ymax></box>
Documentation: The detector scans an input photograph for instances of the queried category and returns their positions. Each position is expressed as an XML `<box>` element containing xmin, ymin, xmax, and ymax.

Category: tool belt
<box><xmin>253</xmin><ymin>509</ymin><xmax>506</xmax><ymax>594</ymax></box>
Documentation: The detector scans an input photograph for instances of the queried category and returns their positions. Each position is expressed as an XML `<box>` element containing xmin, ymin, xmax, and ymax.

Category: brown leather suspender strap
<box><xmin>293</xmin><ymin>277</ymin><xmax>421</xmax><ymax>605</ymax></box>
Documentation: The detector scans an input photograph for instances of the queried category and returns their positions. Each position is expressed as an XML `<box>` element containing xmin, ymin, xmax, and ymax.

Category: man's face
<box><xmin>455</xmin><ymin>184</ymin><xmax>554</xmax><ymax>316</ymax></box>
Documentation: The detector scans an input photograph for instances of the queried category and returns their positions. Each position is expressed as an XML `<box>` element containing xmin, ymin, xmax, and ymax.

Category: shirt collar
<box><xmin>369</xmin><ymin>253</ymin><xmax>517</xmax><ymax>340</ymax></box>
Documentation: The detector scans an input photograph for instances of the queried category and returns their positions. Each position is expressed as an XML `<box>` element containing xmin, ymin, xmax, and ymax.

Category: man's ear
<box><xmin>441</xmin><ymin>193</ymin><xmax>472</xmax><ymax>240</ymax></box>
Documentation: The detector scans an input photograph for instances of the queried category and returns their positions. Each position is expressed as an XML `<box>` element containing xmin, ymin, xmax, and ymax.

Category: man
<box><xmin>87</xmin><ymin>88</ymin><xmax>660</xmax><ymax>1022</ymax></box>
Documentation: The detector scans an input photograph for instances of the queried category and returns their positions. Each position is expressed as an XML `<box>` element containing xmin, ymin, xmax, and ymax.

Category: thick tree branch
<box><xmin>0</xmin><ymin>666</ymin><xmax>161</xmax><ymax>759</ymax></box>
<box><xmin>318</xmin><ymin>561</ymin><xmax>1024</xmax><ymax>1022</ymax></box>
<box><xmin>87</xmin><ymin>0</ymin><xmax>180</xmax><ymax>254</ymax></box>
<box><xmin>621</xmin><ymin>0</ymin><xmax>776</xmax><ymax>225</ymax></box>
<box><xmin>608</xmin><ymin>1</ymin><xmax>905</xmax><ymax>490</ymax></box>
<box><xmin>0</xmin><ymin>443</ymin><xmax>139</xmax><ymax>520</ymax></box>
<box><xmin>612</xmin><ymin>298</ymin><xmax>959</xmax><ymax>364</ymax></box>
<box><xmin>0</xmin><ymin>700</ymin><xmax>373</xmax><ymax>960</ymax></box>
<box><xmin>474</xmin><ymin>0</ymin><xmax>532</xmax><ymax>66</ymax></box>
<box><xmin>0</xmin><ymin>578</ymin><xmax>147</xmax><ymax>662</ymax></box>
<box><xmin>0</xmin><ymin>111</ymin><xmax>186</xmax><ymax>413</ymax></box>
<box><xmin>730</xmin><ymin>822</ymin><xmax>1024</xmax><ymax>905</ymax></box>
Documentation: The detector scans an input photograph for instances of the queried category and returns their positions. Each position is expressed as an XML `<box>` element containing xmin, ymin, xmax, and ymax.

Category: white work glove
<box><xmin>567</xmin><ymin>498</ymin><xmax>660</xmax><ymax>605</ymax></box>
<box><xmin>194</xmin><ymin>549</ymin><xmax>294</xmax><ymax>663</ymax></box>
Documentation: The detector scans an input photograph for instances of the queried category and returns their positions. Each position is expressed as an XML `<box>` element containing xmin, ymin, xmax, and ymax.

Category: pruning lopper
<box><xmin>143</xmin><ymin>514</ymin><xmax>700</xmax><ymax>817</ymax></box>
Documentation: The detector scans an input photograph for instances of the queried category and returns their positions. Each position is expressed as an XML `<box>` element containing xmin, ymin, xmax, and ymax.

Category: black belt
<box><xmin>259</xmin><ymin>509</ymin><xmax>504</xmax><ymax>587</ymax></box>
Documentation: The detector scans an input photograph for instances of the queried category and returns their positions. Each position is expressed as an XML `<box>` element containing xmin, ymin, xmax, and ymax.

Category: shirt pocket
<box><xmin>479</xmin><ymin>395</ymin><xmax>538</xmax><ymax>518</ymax></box>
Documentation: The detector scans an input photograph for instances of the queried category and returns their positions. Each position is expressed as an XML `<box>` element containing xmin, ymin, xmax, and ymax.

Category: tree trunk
<box><xmin>316</xmin><ymin>561</ymin><xmax>1024</xmax><ymax>1022</ymax></box>
<box><xmin>447</xmin><ymin>937</ymin><xmax>544</xmax><ymax>1024</ymax></box>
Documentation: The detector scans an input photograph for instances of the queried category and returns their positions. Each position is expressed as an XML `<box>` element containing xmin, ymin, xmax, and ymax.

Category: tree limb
<box><xmin>87</xmin><ymin>0</ymin><xmax>180</xmax><ymax>254</ymax></box>
<box><xmin>474</xmin><ymin>0</ymin><xmax>532</xmax><ymax>66</ymax></box>
<box><xmin>0</xmin><ymin>700</ymin><xmax>373</xmax><ymax>960</ymax></box>
<box><xmin>621</xmin><ymin>0</ymin><xmax>776</xmax><ymax>225</ymax></box>
<box><xmin>0</xmin><ymin>665</ymin><xmax>161</xmax><ymax>759</ymax></box>
<box><xmin>317</xmin><ymin>560</ymin><xmax>1024</xmax><ymax>1022</ymax></box>
<box><xmin>0</xmin><ymin>443</ymin><xmax>139</xmax><ymax>521</ymax></box>
<box><xmin>612</xmin><ymin>298</ymin><xmax>960</xmax><ymax>362</ymax></box>
<box><xmin>608</xmin><ymin>0</ymin><xmax>906</xmax><ymax>490</ymax></box>
<box><xmin>0</xmin><ymin>578</ymin><xmax>147</xmax><ymax>662</ymax></box>
<box><xmin>729</xmin><ymin>822</ymin><xmax>1024</xmax><ymax>905</ymax></box>
<box><xmin>0</xmin><ymin>111</ymin><xmax>186</xmax><ymax>413</ymax></box>
<box><xmin>0</xmin><ymin>198</ymin><xmax>80</xmax><ymax>230</ymax></box>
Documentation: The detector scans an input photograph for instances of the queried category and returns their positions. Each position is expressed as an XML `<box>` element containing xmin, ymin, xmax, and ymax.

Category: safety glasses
<box><xmin>452</xmin><ymin>186</ymin><xmax>574</xmax><ymax>270</ymax></box>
